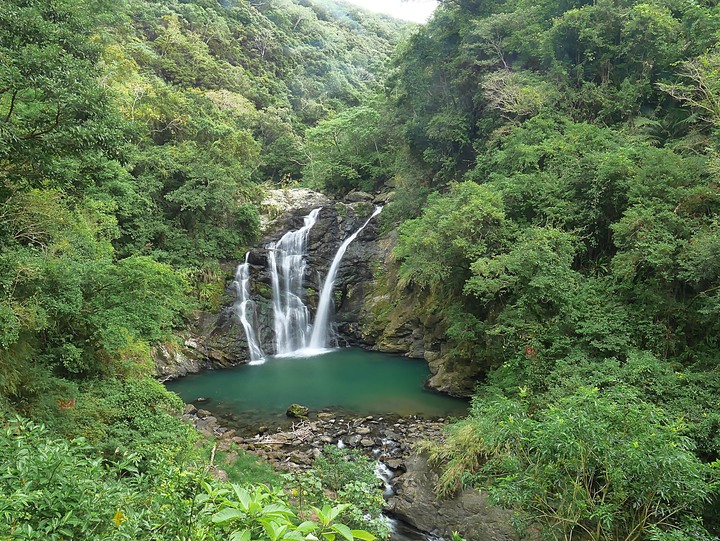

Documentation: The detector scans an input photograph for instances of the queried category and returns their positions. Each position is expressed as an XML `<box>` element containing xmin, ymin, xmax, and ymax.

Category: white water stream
<box><xmin>308</xmin><ymin>206</ymin><xmax>383</xmax><ymax>350</ymax></box>
<box><xmin>267</xmin><ymin>208</ymin><xmax>321</xmax><ymax>355</ymax></box>
<box><xmin>232</xmin><ymin>252</ymin><xmax>265</xmax><ymax>364</ymax></box>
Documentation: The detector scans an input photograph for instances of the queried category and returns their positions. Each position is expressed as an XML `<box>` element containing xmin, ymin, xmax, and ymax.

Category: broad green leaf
<box><xmin>297</xmin><ymin>521</ymin><xmax>318</xmax><ymax>534</ymax></box>
<box><xmin>212</xmin><ymin>508</ymin><xmax>245</xmax><ymax>524</ymax></box>
<box><xmin>330</xmin><ymin>523</ymin><xmax>353</xmax><ymax>541</ymax></box>
<box><xmin>233</xmin><ymin>484</ymin><xmax>252</xmax><ymax>511</ymax></box>
<box><xmin>230</xmin><ymin>530</ymin><xmax>252</xmax><ymax>541</ymax></box>
<box><xmin>263</xmin><ymin>503</ymin><xmax>294</xmax><ymax>517</ymax></box>
<box><xmin>350</xmin><ymin>531</ymin><xmax>376</xmax><ymax>541</ymax></box>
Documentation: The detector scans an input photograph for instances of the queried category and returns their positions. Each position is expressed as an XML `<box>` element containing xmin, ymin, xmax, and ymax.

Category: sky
<box><xmin>348</xmin><ymin>0</ymin><xmax>438</xmax><ymax>23</ymax></box>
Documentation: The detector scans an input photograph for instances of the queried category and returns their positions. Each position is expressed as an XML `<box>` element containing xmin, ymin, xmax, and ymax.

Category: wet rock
<box><xmin>355</xmin><ymin>427</ymin><xmax>371</xmax><ymax>435</ymax></box>
<box><xmin>184</xmin><ymin>404</ymin><xmax>197</xmax><ymax>415</ymax></box>
<box><xmin>197</xmin><ymin>409</ymin><xmax>212</xmax><ymax>418</ymax></box>
<box><xmin>318</xmin><ymin>412</ymin><xmax>334</xmax><ymax>420</ymax></box>
<box><xmin>287</xmin><ymin>404</ymin><xmax>310</xmax><ymax>419</ymax></box>
<box><xmin>360</xmin><ymin>437</ymin><xmax>375</xmax><ymax>447</ymax></box>
<box><xmin>196</xmin><ymin>417</ymin><xmax>217</xmax><ymax>432</ymax></box>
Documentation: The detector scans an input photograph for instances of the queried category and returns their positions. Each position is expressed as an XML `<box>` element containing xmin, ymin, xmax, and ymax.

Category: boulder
<box><xmin>345</xmin><ymin>190</ymin><xmax>373</xmax><ymax>203</ymax></box>
<box><xmin>184</xmin><ymin>403</ymin><xmax>197</xmax><ymax>415</ymax></box>
<box><xmin>387</xmin><ymin>455</ymin><xmax>519</xmax><ymax>541</ymax></box>
<box><xmin>286</xmin><ymin>404</ymin><xmax>310</xmax><ymax>419</ymax></box>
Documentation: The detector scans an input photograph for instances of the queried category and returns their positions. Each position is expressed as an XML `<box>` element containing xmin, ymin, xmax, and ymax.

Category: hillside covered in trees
<box><xmin>2</xmin><ymin>0</ymin><xmax>720</xmax><ymax>539</ymax></box>
<box><xmin>0</xmin><ymin>0</ymin><xmax>403</xmax><ymax>538</ymax></box>
<box><xmin>378</xmin><ymin>1</ymin><xmax>720</xmax><ymax>538</ymax></box>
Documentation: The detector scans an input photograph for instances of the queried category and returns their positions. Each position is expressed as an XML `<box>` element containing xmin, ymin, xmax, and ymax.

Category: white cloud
<box><xmin>348</xmin><ymin>0</ymin><xmax>437</xmax><ymax>23</ymax></box>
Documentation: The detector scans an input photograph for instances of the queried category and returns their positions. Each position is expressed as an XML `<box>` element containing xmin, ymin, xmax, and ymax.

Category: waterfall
<box><xmin>308</xmin><ymin>206</ymin><xmax>383</xmax><ymax>350</ymax></box>
<box><xmin>233</xmin><ymin>253</ymin><xmax>266</xmax><ymax>364</ymax></box>
<box><xmin>240</xmin><ymin>205</ymin><xmax>381</xmax><ymax>360</ymax></box>
<box><xmin>268</xmin><ymin>208</ymin><xmax>321</xmax><ymax>355</ymax></box>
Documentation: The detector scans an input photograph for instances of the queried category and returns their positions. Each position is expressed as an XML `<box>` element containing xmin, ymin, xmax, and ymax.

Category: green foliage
<box><xmin>68</xmin><ymin>378</ymin><xmax>197</xmax><ymax>464</ymax></box>
<box><xmin>1</xmin><ymin>418</ymin><xmax>376</xmax><ymax>541</ymax></box>
<box><xmin>199</xmin><ymin>482</ymin><xmax>377</xmax><ymax>541</ymax></box>
<box><xmin>0</xmin><ymin>0</ymin><xmax>126</xmax><ymax>193</ymax></box>
<box><xmin>1</xmin><ymin>418</ymin><xmax>130</xmax><ymax>540</ymax></box>
<box><xmin>286</xmin><ymin>446</ymin><xmax>389</xmax><ymax>540</ymax></box>
<box><xmin>396</xmin><ymin>181</ymin><xmax>508</xmax><ymax>291</ymax></box>
<box><xmin>303</xmin><ymin>103</ymin><xmax>394</xmax><ymax>195</ymax></box>
<box><xmin>207</xmin><ymin>443</ymin><xmax>284</xmax><ymax>487</ymax></box>
<box><xmin>0</xmin><ymin>417</ymin><xmax>206</xmax><ymax>540</ymax></box>
<box><xmin>422</xmin><ymin>388</ymin><xmax>717</xmax><ymax>541</ymax></box>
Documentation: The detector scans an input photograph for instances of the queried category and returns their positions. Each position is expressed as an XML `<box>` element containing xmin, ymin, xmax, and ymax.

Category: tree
<box><xmin>0</xmin><ymin>0</ymin><xmax>125</xmax><ymax>195</ymax></box>
<box><xmin>303</xmin><ymin>104</ymin><xmax>392</xmax><ymax>195</ymax></box>
<box><xmin>395</xmin><ymin>181</ymin><xmax>508</xmax><ymax>292</ymax></box>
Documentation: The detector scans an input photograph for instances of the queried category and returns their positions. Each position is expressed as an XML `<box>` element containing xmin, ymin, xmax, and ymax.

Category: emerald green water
<box><xmin>166</xmin><ymin>348</ymin><xmax>468</xmax><ymax>428</ymax></box>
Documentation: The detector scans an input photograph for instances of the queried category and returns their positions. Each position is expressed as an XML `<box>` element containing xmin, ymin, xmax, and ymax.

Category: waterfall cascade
<box><xmin>234</xmin><ymin>205</ymin><xmax>381</xmax><ymax>360</ymax></box>
<box><xmin>268</xmin><ymin>208</ymin><xmax>321</xmax><ymax>355</ymax></box>
<box><xmin>308</xmin><ymin>206</ymin><xmax>383</xmax><ymax>350</ymax></box>
<box><xmin>232</xmin><ymin>253</ymin><xmax>265</xmax><ymax>364</ymax></box>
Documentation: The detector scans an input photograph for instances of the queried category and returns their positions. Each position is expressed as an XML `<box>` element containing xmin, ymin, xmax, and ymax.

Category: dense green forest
<box><xmin>381</xmin><ymin>2</ymin><xmax>720</xmax><ymax>539</ymax></box>
<box><xmin>0</xmin><ymin>0</ymin><xmax>401</xmax><ymax>537</ymax></box>
<box><xmin>2</xmin><ymin>0</ymin><xmax>720</xmax><ymax>539</ymax></box>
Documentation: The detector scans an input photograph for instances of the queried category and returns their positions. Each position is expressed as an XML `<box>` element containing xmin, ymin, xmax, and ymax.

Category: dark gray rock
<box><xmin>387</xmin><ymin>455</ymin><xmax>520</xmax><ymax>541</ymax></box>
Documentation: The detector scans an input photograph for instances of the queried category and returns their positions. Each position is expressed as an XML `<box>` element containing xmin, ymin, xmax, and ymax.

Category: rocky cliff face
<box><xmin>345</xmin><ymin>230</ymin><xmax>484</xmax><ymax>397</ymax></box>
<box><xmin>153</xmin><ymin>187</ymin><xmax>482</xmax><ymax>396</ymax></box>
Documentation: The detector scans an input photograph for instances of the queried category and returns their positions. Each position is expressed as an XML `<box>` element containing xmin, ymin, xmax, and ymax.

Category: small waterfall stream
<box><xmin>374</xmin><ymin>461</ymin><xmax>446</xmax><ymax>541</ymax></box>
<box><xmin>309</xmin><ymin>206</ymin><xmax>382</xmax><ymax>350</ymax></box>
<box><xmin>232</xmin><ymin>253</ymin><xmax>265</xmax><ymax>364</ymax></box>
<box><xmin>235</xmin><ymin>205</ymin><xmax>381</xmax><ymax>359</ymax></box>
